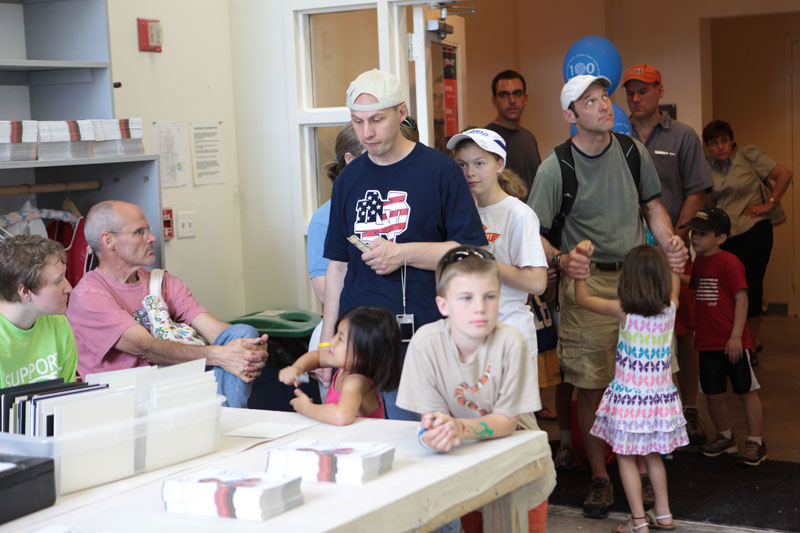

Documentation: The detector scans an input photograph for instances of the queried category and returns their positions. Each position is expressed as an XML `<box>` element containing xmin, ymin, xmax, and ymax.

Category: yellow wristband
<box><xmin>317</xmin><ymin>342</ymin><xmax>331</xmax><ymax>349</ymax></box>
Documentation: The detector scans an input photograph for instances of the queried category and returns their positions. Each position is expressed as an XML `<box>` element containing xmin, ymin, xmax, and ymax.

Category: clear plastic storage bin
<box><xmin>0</xmin><ymin>396</ymin><xmax>223</xmax><ymax>495</ymax></box>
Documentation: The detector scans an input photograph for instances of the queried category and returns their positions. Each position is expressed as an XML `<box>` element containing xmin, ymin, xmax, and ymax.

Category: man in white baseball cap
<box><xmin>527</xmin><ymin>74</ymin><xmax>686</xmax><ymax>519</ymax></box>
<box><xmin>322</xmin><ymin>69</ymin><xmax>487</xmax><ymax>420</ymax></box>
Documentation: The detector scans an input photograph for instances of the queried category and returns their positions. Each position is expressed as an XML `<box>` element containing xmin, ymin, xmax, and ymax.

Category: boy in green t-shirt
<box><xmin>0</xmin><ymin>235</ymin><xmax>77</xmax><ymax>387</ymax></box>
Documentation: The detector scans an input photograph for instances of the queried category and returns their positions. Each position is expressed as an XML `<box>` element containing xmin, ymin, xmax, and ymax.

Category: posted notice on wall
<box><xmin>152</xmin><ymin>121</ymin><xmax>190</xmax><ymax>188</ymax></box>
<box><xmin>190</xmin><ymin>122</ymin><xmax>225</xmax><ymax>185</ymax></box>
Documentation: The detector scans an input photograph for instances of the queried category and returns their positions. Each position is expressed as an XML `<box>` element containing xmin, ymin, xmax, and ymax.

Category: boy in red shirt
<box><xmin>683</xmin><ymin>207</ymin><xmax>766</xmax><ymax>466</ymax></box>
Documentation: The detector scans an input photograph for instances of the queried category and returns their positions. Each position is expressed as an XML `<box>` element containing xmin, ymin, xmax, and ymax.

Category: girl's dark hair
<box><xmin>617</xmin><ymin>245</ymin><xmax>672</xmax><ymax>317</ymax></box>
<box><xmin>323</xmin><ymin>123</ymin><xmax>363</xmax><ymax>184</ymax></box>
<box><xmin>335</xmin><ymin>305</ymin><xmax>402</xmax><ymax>392</ymax></box>
<box><xmin>702</xmin><ymin>120</ymin><xmax>734</xmax><ymax>145</ymax></box>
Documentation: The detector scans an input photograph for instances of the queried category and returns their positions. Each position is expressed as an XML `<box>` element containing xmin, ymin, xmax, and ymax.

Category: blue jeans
<box><xmin>380</xmin><ymin>388</ymin><xmax>420</xmax><ymax>421</ymax></box>
<box><xmin>211</xmin><ymin>323</ymin><xmax>260</xmax><ymax>408</ymax></box>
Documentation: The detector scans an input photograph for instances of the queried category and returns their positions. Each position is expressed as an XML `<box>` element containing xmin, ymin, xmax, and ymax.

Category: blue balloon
<box><xmin>611</xmin><ymin>103</ymin><xmax>632</xmax><ymax>136</ymax></box>
<box><xmin>563</xmin><ymin>35</ymin><xmax>622</xmax><ymax>95</ymax></box>
<box><xmin>568</xmin><ymin>103</ymin><xmax>632</xmax><ymax>136</ymax></box>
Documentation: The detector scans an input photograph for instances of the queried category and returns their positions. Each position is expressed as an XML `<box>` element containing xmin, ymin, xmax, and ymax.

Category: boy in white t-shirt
<box><xmin>397</xmin><ymin>246</ymin><xmax>553</xmax><ymax>531</ymax></box>
<box><xmin>447</xmin><ymin>128</ymin><xmax>548</xmax><ymax>410</ymax></box>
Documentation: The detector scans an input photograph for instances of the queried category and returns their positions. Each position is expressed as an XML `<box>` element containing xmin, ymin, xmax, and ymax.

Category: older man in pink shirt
<box><xmin>67</xmin><ymin>201</ymin><xmax>267</xmax><ymax>407</ymax></box>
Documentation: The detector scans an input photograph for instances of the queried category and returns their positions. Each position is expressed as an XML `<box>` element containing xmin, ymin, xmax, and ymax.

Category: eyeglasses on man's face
<box><xmin>496</xmin><ymin>89</ymin><xmax>524</xmax><ymax>100</ymax></box>
<box><xmin>110</xmin><ymin>226</ymin><xmax>153</xmax><ymax>239</ymax></box>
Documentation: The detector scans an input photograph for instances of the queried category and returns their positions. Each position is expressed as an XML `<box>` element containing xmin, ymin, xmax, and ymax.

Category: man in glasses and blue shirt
<box><xmin>67</xmin><ymin>200</ymin><xmax>267</xmax><ymax>407</ymax></box>
<box><xmin>485</xmin><ymin>70</ymin><xmax>542</xmax><ymax>190</ymax></box>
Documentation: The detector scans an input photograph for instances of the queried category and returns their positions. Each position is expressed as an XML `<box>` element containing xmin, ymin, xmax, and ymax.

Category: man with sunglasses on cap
<box><xmin>485</xmin><ymin>70</ymin><xmax>542</xmax><ymax>190</ymax></box>
<box><xmin>322</xmin><ymin>69</ymin><xmax>487</xmax><ymax>420</ymax></box>
<box><xmin>624</xmin><ymin>64</ymin><xmax>713</xmax><ymax>448</ymax></box>
<box><xmin>528</xmin><ymin>75</ymin><xmax>687</xmax><ymax>519</ymax></box>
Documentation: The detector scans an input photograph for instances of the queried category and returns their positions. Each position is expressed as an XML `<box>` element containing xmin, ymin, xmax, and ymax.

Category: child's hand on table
<box><xmin>289</xmin><ymin>388</ymin><xmax>314</xmax><ymax>413</ymax></box>
<box><xmin>420</xmin><ymin>412</ymin><xmax>462</xmax><ymax>452</ymax></box>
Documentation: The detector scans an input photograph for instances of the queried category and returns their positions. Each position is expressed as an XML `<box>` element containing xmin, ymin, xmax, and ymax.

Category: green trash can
<box><xmin>231</xmin><ymin>308</ymin><xmax>320</xmax><ymax>340</ymax></box>
<box><xmin>229</xmin><ymin>308</ymin><xmax>322</xmax><ymax>412</ymax></box>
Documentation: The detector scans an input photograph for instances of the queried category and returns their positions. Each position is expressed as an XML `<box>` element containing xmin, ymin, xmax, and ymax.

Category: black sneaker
<box><xmin>583</xmin><ymin>477</ymin><xmax>614</xmax><ymax>519</ymax></box>
<box><xmin>684</xmin><ymin>407</ymin><xmax>708</xmax><ymax>445</ymax></box>
<box><xmin>734</xmin><ymin>440</ymin><xmax>767</xmax><ymax>466</ymax></box>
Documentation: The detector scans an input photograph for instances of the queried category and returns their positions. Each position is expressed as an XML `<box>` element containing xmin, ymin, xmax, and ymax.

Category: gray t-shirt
<box><xmin>396</xmin><ymin>319</ymin><xmax>541</xmax><ymax>418</ymax></box>
<box><xmin>632</xmin><ymin>113</ymin><xmax>713</xmax><ymax>225</ymax></box>
<box><xmin>528</xmin><ymin>135</ymin><xmax>661</xmax><ymax>263</ymax></box>
<box><xmin>485</xmin><ymin>122</ymin><xmax>541</xmax><ymax>191</ymax></box>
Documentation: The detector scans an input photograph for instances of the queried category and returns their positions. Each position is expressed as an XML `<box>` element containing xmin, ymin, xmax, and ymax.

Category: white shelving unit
<box><xmin>0</xmin><ymin>0</ymin><xmax>162</xmax><ymax>267</ymax></box>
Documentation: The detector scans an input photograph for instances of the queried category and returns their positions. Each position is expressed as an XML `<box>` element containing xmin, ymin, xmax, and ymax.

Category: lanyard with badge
<box><xmin>397</xmin><ymin>244</ymin><xmax>415</xmax><ymax>342</ymax></box>
<box><xmin>349</xmin><ymin>234</ymin><xmax>415</xmax><ymax>341</ymax></box>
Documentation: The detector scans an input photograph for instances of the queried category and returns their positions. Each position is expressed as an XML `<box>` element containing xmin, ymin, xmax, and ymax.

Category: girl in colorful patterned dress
<box><xmin>574</xmin><ymin>239</ymin><xmax>687</xmax><ymax>533</ymax></box>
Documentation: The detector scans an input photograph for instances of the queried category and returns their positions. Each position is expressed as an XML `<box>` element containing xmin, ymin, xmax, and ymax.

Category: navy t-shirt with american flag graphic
<box><xmin>325</xmin><ymin>142</ymin><xmax>487</xmax><ymax>327</ymax></box>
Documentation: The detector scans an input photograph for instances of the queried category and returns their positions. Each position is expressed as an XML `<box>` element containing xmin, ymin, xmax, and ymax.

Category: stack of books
<box><xmin>91</xmin><ymin>118</ymin><xmax>144</xmax><ymax>157</ymax></box>
<box><xmin>265</xmin><ymin>439</ymin><xmax>395</xmax><ymax>484</ymax></box>
<box><xmin>162</xmin><ymin>470</ymin><xmax>303</xmax><ymax>521</ymax></box>
<box><xmin>37</xmin><ymin>120</ymin><xmax>94</xmax><ymax>160</ymax></box>
<box><xmin>0</xmin><ymin>120</ymin><xmax>37</xmax><ymax>162</ymax></box>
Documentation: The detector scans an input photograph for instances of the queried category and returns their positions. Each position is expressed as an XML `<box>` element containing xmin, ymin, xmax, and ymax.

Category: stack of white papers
<box><xmin>265</xmin><ymin>440</ymin><xmax>395</xmax><ymax>484</ymax></box>
<box><xmin>91</xmin><ymin>118</ymin><xmax>144</xmax><ymax>157</ymax></box>
<box><xmin>162</xmin><ymin>470</ymin><xmax>303</xmax><ymax>521</ymax></box>
<box><xmin>0</xmin><ymin>120</ymin><xmax>37</xmax><ymax>161</ymax></box>
<box><xmin>37</xmin><ymin>120</ymin><xmax>93</xmax><ymax>160</ymax></box>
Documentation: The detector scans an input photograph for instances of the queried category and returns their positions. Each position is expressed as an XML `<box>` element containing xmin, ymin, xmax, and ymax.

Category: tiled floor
<box><xmin>538</xmin><ymin>313</ymin><xmax>800</xmax><ymax>531</ymax></box>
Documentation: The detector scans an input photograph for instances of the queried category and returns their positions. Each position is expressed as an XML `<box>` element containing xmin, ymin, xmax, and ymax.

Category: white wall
<box><xmin>107</xmin><ymin>0</ymin><xmax>247</xmax><ymax>320</ymax></box>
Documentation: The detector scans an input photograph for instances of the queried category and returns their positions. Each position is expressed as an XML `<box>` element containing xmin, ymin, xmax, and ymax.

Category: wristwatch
<box><xmin>552</xmin><ymin>252</ymin><xmax>564</xmax><ymax>270</ymax></box>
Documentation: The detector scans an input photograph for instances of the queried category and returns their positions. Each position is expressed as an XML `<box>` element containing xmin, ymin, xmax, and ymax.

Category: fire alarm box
<box><xmin>137</xmin><ymin>18</ymin><xmax>163</xmax><ymax>52</ymax></box>
<box><xmin>162</xmin><ymin>208</ymin><xmax>174</xmax><ymax>239</ymax></box>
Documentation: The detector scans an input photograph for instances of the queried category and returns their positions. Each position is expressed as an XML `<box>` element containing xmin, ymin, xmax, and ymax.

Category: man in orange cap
<box><xmin>623</xmin><ymin>64</ymin><xmax>713</xmax><ymax>449</ymax></box>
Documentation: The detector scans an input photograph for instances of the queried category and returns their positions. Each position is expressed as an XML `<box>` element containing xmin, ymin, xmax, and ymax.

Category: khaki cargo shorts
<box><xmin>557</xmin><ymin>269</ymin><xmax>679</xmax><ymax>388</ymax></box>
<box><xmin>557</xmin><ymin>270</ymin><xmax>620</xmax><ymax>390</ymax></box>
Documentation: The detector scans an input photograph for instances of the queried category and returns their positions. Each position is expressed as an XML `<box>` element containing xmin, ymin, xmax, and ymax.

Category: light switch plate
<box><xmin>176</xmin><ymin>211</ymin><xmax>195</xmax><ymax>238</ymax></box>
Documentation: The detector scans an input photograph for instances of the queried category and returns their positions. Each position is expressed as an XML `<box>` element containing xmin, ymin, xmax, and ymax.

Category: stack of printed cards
<box><xmin>37</xmin><ymin>120</ymin><xmax>94</xmax><ymax>160</ymax></box>
<box><xmin>91</xmin><ymin>118</ymin><xmax>144</xmax><ymax>157</ymax></box>
<box><xmin>265</xmin><ymin>439</ymin><xmax>395</xmax><ymax>484</ymax></box>
<box><xmin>0</xmin><ymin>120</ymin><xmax>37</xmax><ymax>161</ymax></box>
<box><xmin>162</xmin><ymin>470</ymin><xmax>303</xmax><ymax>521</ymax></box>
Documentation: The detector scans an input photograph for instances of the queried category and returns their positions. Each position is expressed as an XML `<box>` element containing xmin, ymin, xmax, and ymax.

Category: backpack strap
<box><xmin>547</xmin><ymin>133</ymin><xmax>643</xmax><ymax>248</ymax></box>
<box><xmin>148</xmin><ymin>268</ymin><xmax>165</xmax><ymax>300</ymax></box>
<box><xmin>547</xmin><ymin>139</ymin><xmax>578</xmax><ymax>248</ymax></box>
<box><xmin>612</xmin><ymin>131</ymin><xmax>641</xmax><ymax>195</ymax></box>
